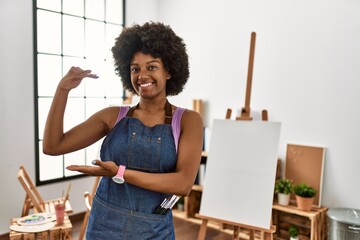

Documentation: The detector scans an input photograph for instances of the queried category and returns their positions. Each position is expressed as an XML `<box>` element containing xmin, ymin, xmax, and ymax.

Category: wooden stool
<box><xmin>9</xmin><ymin>214</ymin><xmax>72</xmax><ymax>240</ymax></box>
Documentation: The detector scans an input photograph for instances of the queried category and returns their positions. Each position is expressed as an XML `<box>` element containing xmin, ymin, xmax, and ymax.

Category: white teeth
<box><xmin>140</xmin><ymin>82</ymin><xmax>153</xmax><ymax>87</ymax></box>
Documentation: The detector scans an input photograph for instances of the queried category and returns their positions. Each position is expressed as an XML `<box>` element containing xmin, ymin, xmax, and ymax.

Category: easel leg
<box><xmin>249</xmin><ymin>229</ymin><xmax>254</xmax><ymax>240</ymax></box>
<box><xmin>22</xmin><ymin>194</ymin><xmax>31</xmax><ymax>217</ymax></box>
<box><xmin>197</xmin><ymin>219</ymin><xmax>208</xmax><ymax>240</ymax></box>
<box><xmin>259</xmin><ymin>231</ymin><xmax>264</xmax><ymax>240</ymax></box>
<box><xmin>264</xmin><ymin>232</ymin><xmax>273</xmax><ymax>240</ymax></box>
<box><xmin>233</xmin><ymin>226</ymin><xmax>240</xmax><ymax>240</ymax></box>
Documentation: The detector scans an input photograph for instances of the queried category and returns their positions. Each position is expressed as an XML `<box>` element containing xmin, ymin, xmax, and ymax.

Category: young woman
<box><xmin>43</xmin><ymin>22</ymin><xmax>203</xmax><ymax>239</ymax></box>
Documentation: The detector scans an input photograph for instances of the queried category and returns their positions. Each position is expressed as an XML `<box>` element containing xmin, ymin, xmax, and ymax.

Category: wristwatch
<box><xmin>112</xmin><ymin>165</ymin><xmax>126</xmax><ymax>184</ymax></box>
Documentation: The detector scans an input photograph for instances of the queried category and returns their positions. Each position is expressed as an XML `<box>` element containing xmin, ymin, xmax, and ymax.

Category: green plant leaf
<box><xmin>275</xmin><ymin>178</ymin><xmax>293</xmax><ymax>194</ymax></box>
<box><xmin>293</xmin><ymin>183</ymin><xmax>317</xmax><ymax>198</ymax></box>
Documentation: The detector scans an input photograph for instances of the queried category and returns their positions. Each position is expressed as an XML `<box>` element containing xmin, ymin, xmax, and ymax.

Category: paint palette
<box><xmin>10</xmin><ymin>222</ymin><xmax>55</xmax><ymax>233</ymax></box>
<box><xmin>17</xmin><ymin>213</ymin><xmax>56</xmax><ymax>226</ymax></box>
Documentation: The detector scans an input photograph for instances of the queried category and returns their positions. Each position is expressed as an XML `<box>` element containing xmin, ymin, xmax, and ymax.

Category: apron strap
<box><xmin>164</xmin><ymin>100</ymin><xmax>172</xmax><ymax>125</ymax></box>
<box><xmin>125</xmin><ymin>105</ymin><xmax>137</xmax><ymax>118</ymax></box>
<box><xmin>126</xmin><ymin>99</ymin><xmax>173</xmax><ymax>125</ymax></box>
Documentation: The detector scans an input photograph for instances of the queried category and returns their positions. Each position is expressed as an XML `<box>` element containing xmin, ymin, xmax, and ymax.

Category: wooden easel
<box><xmin>196</xmin><ymin>214</ymin><xmax>275</xmax><ymax>240</ymax></box>
<box><xmin>196</xmin><ymin>32</ymin><xmax>275</xmax><ymax>240</ymax></box>
<box><xmin>226</xmin><ymin>32</ymin><xmax>268</xmax><ymax>122</ymax></box>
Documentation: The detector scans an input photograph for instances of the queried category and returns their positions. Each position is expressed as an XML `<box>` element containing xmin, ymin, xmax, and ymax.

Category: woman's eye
<box><xmin>131</xmin><ymin>67</ymin><xmax>139</xmax><ymax>73</ymax></box>
<box><xmin>148</xmin><ymin>65</ymin><xmax>157</xmax><ymax>71</ymax></box>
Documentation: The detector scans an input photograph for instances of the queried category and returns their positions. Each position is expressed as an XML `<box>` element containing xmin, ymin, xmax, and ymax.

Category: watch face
<box><xmin>112</xmin><ymin>176</ymin><xmax>125</xmax><ymax>184</ymax></box>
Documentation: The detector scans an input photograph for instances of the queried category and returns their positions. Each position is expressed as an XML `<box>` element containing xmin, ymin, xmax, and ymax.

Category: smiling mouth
<box><xmin>139</xmin><ymin>82</ymin><xmax>154</xmax><ymax>88</ymax></box>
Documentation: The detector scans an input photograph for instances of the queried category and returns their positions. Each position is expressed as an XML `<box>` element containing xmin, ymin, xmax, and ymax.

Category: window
<box><xmin>34</xmin><ymin>0</ymin><xmax>125</xmax><ymax>185</ymax></box>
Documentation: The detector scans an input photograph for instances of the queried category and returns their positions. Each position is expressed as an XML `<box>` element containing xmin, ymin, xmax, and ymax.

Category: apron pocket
<box><xmin>128</xmin><ymin>132</ymin><xmax>161</xmax><ymax>171</ymax></box>
<box><xmin>88</xmin><ymin>195</ymin><xmax>174</xmax><ymax>239</ymax></box>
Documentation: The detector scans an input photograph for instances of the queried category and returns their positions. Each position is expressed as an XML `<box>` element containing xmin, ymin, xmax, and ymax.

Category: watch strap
<box><xmin>115</xmin><ymin>165</ymin><xmax>126</xmax><ymax>178</ymax></box>
<box><xmin>112</xmin><ymin>165</ymin><xmax>126</xmax><ymax>184</ymax></box>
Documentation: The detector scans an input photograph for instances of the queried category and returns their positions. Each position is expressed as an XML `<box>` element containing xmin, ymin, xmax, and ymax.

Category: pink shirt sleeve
<box><xmin>171</xmin><ymin>107</ymin><xmax>186</xmax><ymax>153</ymax></box>
<box><xmin>114</xmin><ymin>106</ymin><xmax>130</xmax><ymax>126</ymax></box>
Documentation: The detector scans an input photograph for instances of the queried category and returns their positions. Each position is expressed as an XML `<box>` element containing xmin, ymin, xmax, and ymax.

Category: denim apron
<box><xmin>87</xmin><ymin>101</ymin><xmax>177</xmax><ymax>240</ymax></box>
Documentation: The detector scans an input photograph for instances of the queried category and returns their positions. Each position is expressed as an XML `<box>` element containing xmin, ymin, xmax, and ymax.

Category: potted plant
<box><xmin>293</xmin><ymin>183</ymin><xmax>317</xmax><ymax>211</ymax></box>
<box><xmin>288</xmin><ymin>225</ymin><xmax>299</xmax><ymax>240</ymax></box>
<box><xmin>274</xmin><ymin>178</ymin><xmax>293</xmax><ymax>206</ymax></box>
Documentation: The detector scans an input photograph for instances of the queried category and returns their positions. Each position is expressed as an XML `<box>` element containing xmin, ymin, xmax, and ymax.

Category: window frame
<box><xmin>33</xmin><ymin>0</ymin><xmax>126</xmax><ymax>186</ymax></box>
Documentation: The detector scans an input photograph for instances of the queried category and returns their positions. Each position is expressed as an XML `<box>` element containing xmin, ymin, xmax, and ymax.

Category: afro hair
<box><xmin>112</xmin><ymin>22</ymin><xmax>189</xmax><ymax>96</ymax></box>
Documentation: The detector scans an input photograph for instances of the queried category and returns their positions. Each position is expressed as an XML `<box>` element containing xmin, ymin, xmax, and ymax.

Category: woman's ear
<box><xmin>167</xmin><ymin>74</ymin><xmax>171</xmax><ymax>80</ymax></box>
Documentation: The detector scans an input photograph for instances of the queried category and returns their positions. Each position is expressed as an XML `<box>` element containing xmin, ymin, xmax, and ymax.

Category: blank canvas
<box><xmin>199</xmin><ymin>119</ymin><xmax>281</xmax><ymax>229</ymax></box>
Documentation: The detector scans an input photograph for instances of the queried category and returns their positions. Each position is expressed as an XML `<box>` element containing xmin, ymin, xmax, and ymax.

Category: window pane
<box><xmin>37</xmin><ymin>10</ymin><xmax>61</xmax><ymax>54</ymax></box>
<box><xmin>86</xmin><ymin>0</ymin><xmax>105</xmax><ymax>20</ymax></box>
<box><xmin>37</xmin><ymin>98</ymin><xmax>52</xmax><ymax>139</ymax></box>
<box><xmin>63</xmin><ymin>15</ymin><xmax>85</xmax><ymax>57</ymax></box>
<box><xmin>86</xmin><ymin>98</ymin><xmax>106</xmax><ymax>118</ymax></box>
<box><xmin>104</xmin><ymin>63</ymin><xmax>123</xmax><ymax>97</ymax></box>
<box><xmin>37</xmin><ymin>54</ymin><xmax>62</xmax><ymax>96</ymax></box>
<box><xmin>106</xmin><ymin>24</ymin><xmax>122</xmax><ymax>60</ymax></box>
<box><xmin>86</xmin><ymin>139</ymin><xmax>104</xmax><ymax>165</ymax></box>
<box><xmin>106</xmin><ymin>0</ymin><xmax>123</xmax><ymax>24</ymax></box>
<box><xmin>85</xmin><ymin>20</ymin><xmax>106</xmax><ymax>58</ymax></box>
<box><xmin>37</xmin><ymin>0</ymin><xmax>61</xmax><ymax>12</ymax></box>
<box><xmin>39</xmin><ymin>142</ymin><xmax>64</xmax><ymax>181</ymax></box>
<box><xmin>64</xmin><ymin>150</ymin><xmax>85</xmax><ymax>177</ymax></box>
<box><xmin>84</xmin><ymin>60</ymin><xmax>106</xmax><ymax>96</ymax></box>
<box><xmin>64</xmin><ymin>98</ymin><xmax>85</xmax><ymax>132</ymax></box>
<box><xmin>106</xmin><ymin>97</ymin><xmax>123</xmax><ymax>107</ymax></box>
<box><xmin>63</xmin><ymin>56</ymin><xmax>86</xmax><ymax>97</ymax></box>
<box><xmin>63</xmin><ymin>0</ymin><xmax>84</xmax><ymax>16</ymax></box>
<box><xmin>63</xmin><ymin>56</ymin><xmax>85</xmax><ymax>74</ymax></box>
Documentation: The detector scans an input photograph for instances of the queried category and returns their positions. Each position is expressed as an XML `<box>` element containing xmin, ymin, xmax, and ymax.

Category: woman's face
<box><xmin>130</xmin><ymin>52</ymin><xmax>170</xmax><ymax>99</ymax></box>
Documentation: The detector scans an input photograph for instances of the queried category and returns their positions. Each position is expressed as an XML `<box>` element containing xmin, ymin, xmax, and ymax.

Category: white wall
<box><xmin>126</xmin><ymin>0</ymin><xmax>159</xmax><ymax>25</ymax></box>
<box><xmin>131</xmin><ymin>0</ymin><xmax>360</xmax><ymax>210</ymax></box>
<box><xmin>156</xmin><ymin>0</ymin><xmax>360</xmax><ymax>210</ymax></box>
<box><xmin>1</xmin><ymin>0</ymin><xmax>359</xmax><ymax>234</ymax></box>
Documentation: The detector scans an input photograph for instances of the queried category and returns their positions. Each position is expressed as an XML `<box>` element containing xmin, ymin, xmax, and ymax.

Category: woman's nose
<box><xmin>137</xmin><ymin>74</ymin><xmax>149</xmax><ymax>80</ymax></box>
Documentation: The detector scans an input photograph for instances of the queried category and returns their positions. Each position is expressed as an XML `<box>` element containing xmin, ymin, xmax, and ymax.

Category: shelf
<box><xmin>272</xmin><ymin>203</ymin><xmax>328</xmax><ymax>240</ymax></box>
<box><xmin>273</xmin><ymin>203</ymin><xmax>327</xmax><ymax>219</ymax></box>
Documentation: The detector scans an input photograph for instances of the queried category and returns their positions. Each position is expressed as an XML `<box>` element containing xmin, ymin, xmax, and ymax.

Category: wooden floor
<box><xmin>2</xmin><ymin>212</ymin><xmax>232</xmax><ymax>240</ymax></box>
<box><xmin>173</xmin><ymin>216</ymin><xmax>233</xmax><ymax>240</ymax></box>
<box><xmin>71</xmin><ymin>213</ymin><xmax>233</xmax><ymax>240</ymax></box>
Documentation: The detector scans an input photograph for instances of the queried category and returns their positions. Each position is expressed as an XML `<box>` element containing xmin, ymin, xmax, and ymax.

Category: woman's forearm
<box><xmin>124</xmin><ymin>169</ymin><xmax>196</xmax><ymax>196</ymax></box>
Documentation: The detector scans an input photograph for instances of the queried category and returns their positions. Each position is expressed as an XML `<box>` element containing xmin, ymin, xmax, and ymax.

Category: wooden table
<box><xmin>9</xmin><ymin>214</ymin><xmax>72</xmax><ymax>240</ymax></box>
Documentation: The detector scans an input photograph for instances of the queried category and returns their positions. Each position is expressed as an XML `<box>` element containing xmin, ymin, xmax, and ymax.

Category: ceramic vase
<box><xmin>277</xmin><ymin>193</ymin><xmax>291</xmax><ymax>206</ymax></box>
<box><xmin>177</xmin><ymin>203</ymin><xmax>184</xmax><ymax>211</ymax></box>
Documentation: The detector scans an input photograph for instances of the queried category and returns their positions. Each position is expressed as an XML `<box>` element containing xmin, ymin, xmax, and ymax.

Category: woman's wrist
<box><xmin>57</xmin><ymin>84</ymin><xmax>71</xmax><ymax>93</ymax></box>
<box><xmin>113</xmin><ymin>165</ymin><xmax>119</xmax><ymax>177</ymax></box>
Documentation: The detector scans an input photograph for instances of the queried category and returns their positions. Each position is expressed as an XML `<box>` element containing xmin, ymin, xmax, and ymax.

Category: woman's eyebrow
<box><xmin>131</xmin><ymin>59</ymin><xmax>161</xmax><ymax>66</ymax></box>
<box><xmin>147</xmin><ymin>59</ymin><xmax>161</xmax><ymax>64</ymax></box>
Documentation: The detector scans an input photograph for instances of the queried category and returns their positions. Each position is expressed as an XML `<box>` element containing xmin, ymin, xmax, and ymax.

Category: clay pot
<box><xmin>295</xmin><ymin>195</ymin><xmax>314</xmax><ymax>211</ymax></box>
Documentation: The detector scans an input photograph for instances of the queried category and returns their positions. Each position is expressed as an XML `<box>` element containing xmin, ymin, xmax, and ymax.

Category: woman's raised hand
<box><xmin>59</xmin><ymin>66</ymin><xmax>99</xmax><ymax>91</ymax></box>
